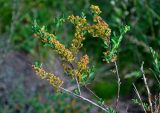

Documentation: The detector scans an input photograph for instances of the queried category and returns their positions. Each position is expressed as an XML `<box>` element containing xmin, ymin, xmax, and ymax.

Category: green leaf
<box><xmin>34</xmin><ymin>61</ymin><xmax>42</xmax><ymax>68</ymax></box>
<box><xmin>43</xmin><ymin>43</ymin><xmax>53</xmax><ymax>48</ymax></box>
<box><xmin>87</xmin><ymin>66</ymin><xmax>96</xmax><ymax>82</ymax></box>
<box><xmin>104</xmin><ymin>25</ymin><xmax>130</xmax><ymax>63</ymax></box>
<box><xmin>104</xmin><ymin>41</ymin><xmax>109</xmax><ymax>48</ymax></box>
<box><xmin>98</xmin><ymin>98</ymin><xmax>104</xmax><ymax>105</ymax></box>
<box><xmin>73</xmin><ymin>88</ymin><xmax>79</xmax><ymax>95</ymax></box>
<box><xmin>108</xmin><ymin>106</ymin><xmax>116</xmax><ymax>113</ymax></box>
<box><xmin>111</xmin><ymin>38</ymin><xmax>116</xmax><ymax>45</ymax></box>
<box><xmin>32</xmin><ymin>19</ymin><xmax>40</xmax><ymax>33</ymax></box>
<box><xmin>47</xmin><ymin>36</ymin><xmax>52</xmax><ymax>42</ymax></box>
<box><xmin>81</xmin><ymin>12</ymin><xmax>86</xmax><ymax>18</ymax></box>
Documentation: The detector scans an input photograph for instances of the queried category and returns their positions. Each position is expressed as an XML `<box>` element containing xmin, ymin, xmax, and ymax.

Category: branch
<box><xmin>85</xmin><ymin>85</ymin><xmax>108</xmax><ymax>109</ymax></box>
<box><xmin>59</xmin><ymin>86</ymin><xmax>108</xmax><ymax>112</ymax></box>
<box><xmin>75</xmin><ymin>76</ymin><xmax>81</xmax><ymax>95</ymax></box>
<box><xmin>114</xmin><ymin>61</ymin><xmax>121</xmax><ymax>108</ymax></box>
<box><xmin>133</xmin><ymin>83</ymin><xmax>147</xmax><ymax>113</ymax></box>
<box><xmin>68</xmin><ymin>62</ymin><xmax>81</xmax><ymax>95</ymax></box>
<box><xmin>141</xmin><ymin>62</ymin><xmax>153</xmax><ymax>113</ymax></box>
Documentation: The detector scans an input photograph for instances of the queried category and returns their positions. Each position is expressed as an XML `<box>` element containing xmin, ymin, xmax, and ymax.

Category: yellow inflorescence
<box><xmin>33</xmin><ymin>4</ymin><xmax>112</xmax><ymax>86</ymax></box>
<box><xmin>38</xmin><ymin>30</ymin><xmax>75</xmax><ymax>62</ymax></box>
<box><xmin>88</xmin><ymin>16</ymin><xmax>111</xmax><ymax>42</ymax></box>
<box><xmin>90</xmin><ymin>5</ymin><xmax>111</xmax><ymax>42</ymax></box>
<box><xmin>68</xmin><ymin>6</ymin><xmax>111</xmax><ymax>55</ymax></box>
<box><xmin>68</xmin><ymin>15</ymin><xmax>88</xmax><ymax>26</ymax></box>
<box><xmin>32</xmin><ymin>65</ymin><xmax>63</xmax><ymax>91</ymax></box>
<box><xmin>77</xmin><ymin>55</ymin><xmax>89</xmax><ymax>71</ymax></box>
<box><xmin>90</xmin><ymin>5</ymin><xmax>102</xmax><ymax>15</ymax></box>
<box><xmin>70</xmin><ymin>31</ymin><xmax>85</xmax><ymax>55</ymax></box>
<box><xmin>68</xmin><ymin>15</ymin><xmax>88</xmax><ymax>55</ymax></box>
<box><xmin>73</xmin><ymin>55</ymin><xmax>89</xmax><ymax>82</ymax></box>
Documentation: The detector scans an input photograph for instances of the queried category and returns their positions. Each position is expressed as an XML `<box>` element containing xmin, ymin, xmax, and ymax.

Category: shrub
<box><xmin>32</xmin><ymin>5</ymin><xmax>129</xmax><ymax>112</ymax></box>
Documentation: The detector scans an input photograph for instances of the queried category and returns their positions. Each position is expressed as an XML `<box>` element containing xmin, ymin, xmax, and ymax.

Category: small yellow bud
<box><xmin>90</xmin><ymin>5</ymin><xmax>102</xmax><ymax>15</ymax></box>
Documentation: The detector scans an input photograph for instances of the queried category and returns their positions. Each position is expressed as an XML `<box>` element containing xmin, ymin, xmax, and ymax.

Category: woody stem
<box><xmin>59</xmin><ymin>86</ymin><xmax>108</xmax><ymax>112</ymax></box>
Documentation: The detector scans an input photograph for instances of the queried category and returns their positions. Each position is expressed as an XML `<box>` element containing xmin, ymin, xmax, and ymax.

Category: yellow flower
<box><xmin>68</xmin><ymin>15</ymin><xmax>89</xmax><ymax>55</ymax></box>
<box><xmin>36</xmin><ymin>29</ymin><xmax>75</xmax><ymax>62</ymax></box>
<box><xmin>90</xmin><ymin>5</ymin><xmax>102</xmax><ymax>15</ymax></box>
<box><xmin>88</xmin><ymin>16</ymin><xmax>111</xmax><ymax>42</ymax></box>
<box><xmin>77</xmin><ymin>55</ymin><xmax>89</xmax><ymax>71</ymax></box>
<box><xmin>68</xmin><ymin>15</ymin><xmax>88</xmax><ymax>27</ymax></box>
<box><xmin>32</xmin><ymin>65</ymin><xmax>63</xmax><ymax>92</ymax></box>
<box><xmin>72</xmin><ymin>55</ymin><xmax>89</xmax><ymax>82</ymax></box>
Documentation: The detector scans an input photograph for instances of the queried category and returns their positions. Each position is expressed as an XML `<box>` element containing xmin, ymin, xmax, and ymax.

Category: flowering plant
<box><xmin>32</xmin><ymin>5</ymin><xmax>129</xmax><ymax>112</ymax></box>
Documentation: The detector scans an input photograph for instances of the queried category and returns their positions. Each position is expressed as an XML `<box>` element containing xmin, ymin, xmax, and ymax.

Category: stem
<box><xmin>114</xmin><ymin>61</ymin><xmax>121</xmax><ymax>108</ymax></box>
<box><xmin>59</xmin><ymin>86</ymin><xmax>108</xmax><ymax>112</ymax></box>
<box><xmin>133</xmin><ymin>84</ymin><xmax>147</xmax><ymax>113</ymax></box>
<box><xmin>85</xmin><ymin>85</ymin><xmax>108</xmax><ymax>109</ymax></box>
<box><xmin>141</xmin><ymin>62</ymin><xmax>153</xmax><ymax>113</ymax></box>
<box><xmin>85</xmin><ymin>85</ymin><xmax>100</xmax><ymax>99</ymax></box>
<box><xmin>75</xmin><ymin>76</ymin><xmax>81</xmax><ymax>95</ymax></box>
<box><xmin>68</xmin><ymin>62</ymin><xmax>81</xmax><ymax>95</ymax></box>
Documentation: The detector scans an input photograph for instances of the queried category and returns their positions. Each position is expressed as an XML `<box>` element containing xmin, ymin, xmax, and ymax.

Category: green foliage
<box><xmin>108</xmin><ymin>106</ymin><xmax>117</xmax><ymax>113</ymax></box>
<box><xmin>34</xmin><ymin>61</ymin><xmax>42</xmax><ymax>68</ymax></box>
<box><xmin>81</xmin><ymin>66</ymin><xmax>96</xmax><ymax>85</ymax></box>
<box><xmin>97</xmin><ymin>98</ymin><xmax>104</xmax><ymax>105</ymax></box>
<box><xmin>132</xmin><ymin>99</ymin><xmax>150</xmax><ymax>111</ymax></box>
<box><xmin>104</xmin><ymin>25</ymin><xmax>130</xmax><ymax>63</ymax></box>
<box><xmin>150</xmin><ymin>47</ymin><xmax>160</xmax><ymax>84</ymax></box>
<box><xmin>53</xmin><ymin>15</ymin><xmax>66</xmax><ymax>32</ymax></box>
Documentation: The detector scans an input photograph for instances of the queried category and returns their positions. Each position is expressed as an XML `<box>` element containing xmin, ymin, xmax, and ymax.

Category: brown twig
<box><xmin>114</xmin><ymin>61</ymin><xmax>121</xmax><ymax>108</ymax></box>
<box><xmin>75</xmin><ymin>76</ymin><xmax>81</xmax><ymax>95</ymax></box>
<box><xmin>141</xmin><ymin>62</ymin><xmax>154</xmax><ymax>113</ymax></box>
<box><xmin>59</xmin><ymin>86</ymin><xmax>108</xmax><ymax>112</ymax></box>
<box><xmin>85</xmin><ymin>85</ymin><xmax>108</xmax><ymax>109</ymax></box>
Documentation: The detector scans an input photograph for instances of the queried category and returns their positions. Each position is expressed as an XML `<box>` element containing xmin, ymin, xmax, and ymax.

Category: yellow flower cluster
<box><xmin>90</xmin><ymin>5</ymin><xmax>102</xmax><ymax>15</ymax></box>
<box><xmin>89</xmin><ymin>5</ymin><xmax>111</xmax><ymax>42</ymax></box>
<box><xmin>77</xmin><ymin>55</ymin><xmax>89</xmax><ymax>71</ymax></box>
<box><xmin>68</xmin><ymin>15</ymin><xmax>88</xmax><ymax>27</ymax></box>
<box><xmin>68</xmin><ymin>5</ymin><xmax>111</xmax><ymax>48</ymax></box>
<box><xmin>88</xmin><ymin>15</ymin><xmax>111</xmax><ymax>42</ymax></box>
<box><xmin>73</xmin><ymin>55</ymin><xmax>89</xmax><ymax>82</ymax></box>
<box><xmin>70</xmin><ymin>31</ymin><xmax>85</xmax><ymax>55</ymax></box>
<box><xmin>32</xmin><ymin>65</ymin><xmax>63</xmax><ymax>91</ymax></box>
<box><xmin>103</xmin><ymin>51</ymin><xmax>117</xmax><ymax>62</ymax></box>
<box><xmin>37</xmin><ymin>30</ymin><xmax>75</xmax><ymax>62</ymax></box>
<box><xmin>33</xmin><ymin>4</ymin><xmax>112</xmax><ymax>85</ymax></box>
<box><xmin>68</xmin><ymin>15</ymin><xmax>88</xmax><ymax>55</ymax></box>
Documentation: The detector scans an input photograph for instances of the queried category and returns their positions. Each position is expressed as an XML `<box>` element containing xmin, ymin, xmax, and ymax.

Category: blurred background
<box><xmin>0</xmin><ymin>0</ymin><xmax>160</xmax><ymax>113</ymax></box>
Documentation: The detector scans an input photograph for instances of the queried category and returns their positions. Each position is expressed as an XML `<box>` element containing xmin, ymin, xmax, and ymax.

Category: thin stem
<box><xmin>133</xmin><ymin>84</ymin><xmax>147</xmax><ymax>113</ymax></box>
<box><xmin>68</xmin><ymin>62</ymin><xmax>81</xmax><ymax>95</ymax></box>
<box><xmin>75</xmin><ymin>76</ymin><xmax>81</xmax><ymax>95</ymax></box>
<box><xmin>141</xmin><ymin>62</ymin><xmax>153</xmax><ymax>113</ymax></box>
<box><xmin>114</xmin><ymin>61</ymin><xmax>121</xmax><ymax>108</ymax></box>
<box><xmin>154</xmin><ymin>95</ymin><xmax>158</xmax><ymax>113</ymax></box>
<box><xmin>59</xmin><ymin>86</ymin><xmax>108</xmax><ymax>112</ymax></box>
<box><xmin>85</xmin><ymin>85</ymin><xmax>100</xmax><ymax>99</ymax></box>
<box><xmin>85</xmin><ymin>85</ymin><xmax>108</xmax><ymax>109</ymax></box>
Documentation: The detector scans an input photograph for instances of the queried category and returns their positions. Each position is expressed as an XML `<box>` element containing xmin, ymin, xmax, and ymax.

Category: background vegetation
<box><xmin>0</xmin><ymin>0</ymin><xmax>159</xmax><ymax>113</ymax></box>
